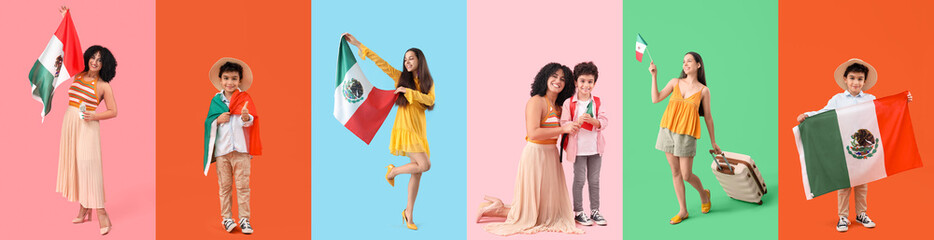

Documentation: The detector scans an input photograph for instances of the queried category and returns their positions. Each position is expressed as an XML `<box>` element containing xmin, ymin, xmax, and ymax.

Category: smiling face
<box><xmin>547</xmin><ymin>69</ymin><xmax>566</xmax><ymax>94</ymax></box>
<box><xmin>844</xmin><ymin>72</ymin><xmax>866</xmax><ymax>95</ymax></box>
<box><xmin>404</xmin><ymin>50</ymin><xmax>418</xmax><ymax>72</ymax></box>
<box><xmin>220</xmin><ymin>71</ymin><xmax>241</xmax><ymax>94</ymax></box>
<box><xmin>88</xmin><ymin>52</ymin><xmax>102</xmax><ymax>73</ymax></box>
<box><xmin>576</xmin><ymin>74</ymin><xmax>595</xmax><ymax>97</ymax></box>
<box><xmin>682</xmin><ymin>54</ymin><xmax>700</xmax><ymax>75</ymax></box>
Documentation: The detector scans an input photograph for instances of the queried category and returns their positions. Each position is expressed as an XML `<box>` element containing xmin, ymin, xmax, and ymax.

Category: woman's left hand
<box><xmin>394</xmin><ymin>87</ymin><xmax>408</xmax><ymax>94</ymax></box>
<box><xmin>711</xmin><ymin>142</ymin><xmax>722</xmax><ymax>154</ymax></box>
<box><xmin>82</xmin><ymin>111</ymin><xmax>96</xmax><ymax>121</ymax></box>
<box><xmin>908</xmin><ymin>92</ymin><xmax>913</xmax><ymax>103</ymax></box>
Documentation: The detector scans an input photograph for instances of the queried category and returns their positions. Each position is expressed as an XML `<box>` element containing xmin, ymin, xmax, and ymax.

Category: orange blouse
<box><xmin>659</xmin><ymin>83</ymin><xmax>703</xmax><ymax>139</ymax></box>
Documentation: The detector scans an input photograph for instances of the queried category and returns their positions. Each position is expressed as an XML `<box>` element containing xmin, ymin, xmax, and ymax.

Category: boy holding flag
<box><xmin>203</xmin><ymin>57</ymin><xmax>262</xmax><ymax>234</ymax></box>
<box><xmin>796</xmin><ymin>58</ymin><xmax>912</xmax><ymax>232</ymax></box>
<box><xmin>561</xmin><ymin>61</ymin><xmax>609</xmax><ymax>226</ymax></box>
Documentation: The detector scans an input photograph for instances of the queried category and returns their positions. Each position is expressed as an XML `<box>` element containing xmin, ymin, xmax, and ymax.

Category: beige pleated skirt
<box><xmin>483</xmin><ymin>142</ymin><xmax>583</xmax><ymax>236</ymax></box>
<box><xmin>55</xmin><ymin>106</ymin><xmax>105</xmax><ymax>208</ymax></box>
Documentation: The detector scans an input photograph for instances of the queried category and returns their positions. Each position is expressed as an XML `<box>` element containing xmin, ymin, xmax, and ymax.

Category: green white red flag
<box><xmin>28</xmin><ymin>10</ymin><xmax>83</xmax><ymax>122</ymax></box>
<box><xmin>793</xmin><ymin>92</ymin><xmax>922</xmax><ymax>200</ymax></box>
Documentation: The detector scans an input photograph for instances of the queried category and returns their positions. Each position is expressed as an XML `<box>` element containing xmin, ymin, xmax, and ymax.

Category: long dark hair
<box><xmin>396</xmin><ymin>48</ymin><xmax>434</xmax><ymax>110</ymax></box>
<box><xmin>678</xmin><ymin>52</ymin><xmax>706</xmax><ymax>116</ymax></box>
<box><xmin>81</xmin><ymin>45</ymin><xmax>117</xmax><ymax>82</ymax></box>
<box><xmin>530</xmin><ymin>62</ymin><xmax>575</xmax><ymax>107</ymax></box>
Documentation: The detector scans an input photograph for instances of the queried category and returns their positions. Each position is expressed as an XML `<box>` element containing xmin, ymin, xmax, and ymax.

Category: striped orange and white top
<box><xmin>68</xmin><ymin>74</ymin><xmax>99</xmax><ymax>111</ymax></box>
<box><xmin>527</xmin><ymin>100</ymin><xmax>561</xmax><ymax>144</ymax></box>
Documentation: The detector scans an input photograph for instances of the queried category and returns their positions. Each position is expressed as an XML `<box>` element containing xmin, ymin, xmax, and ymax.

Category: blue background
<box><xmin>311</xmin><ymin>0</ymin><xmax>467</xmax><ymax>239</ymax></box>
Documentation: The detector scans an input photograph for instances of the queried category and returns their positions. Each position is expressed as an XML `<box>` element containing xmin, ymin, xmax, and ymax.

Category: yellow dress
<box><xmin>359</xmin><ymin>44</ymin><xmax>435</xmax><ymax>157</ymax></box>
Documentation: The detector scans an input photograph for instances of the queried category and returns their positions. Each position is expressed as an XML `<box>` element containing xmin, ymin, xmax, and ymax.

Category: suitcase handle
<box><xmin>709</xmin><ymin>149</ymin><xmax>733</xmax><ymax>172</ymax></box>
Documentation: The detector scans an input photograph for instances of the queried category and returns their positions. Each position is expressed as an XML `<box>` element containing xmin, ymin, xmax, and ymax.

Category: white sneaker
<box><xmin>239</xmin><ymin>218</ymin><xmax>253</xmax><ymax>234</ymax></box>
<box><xmin>222</xmin><ymin>218</ymin><xmax>236</xmax><ymax>233</ymax></box>
<box><xmin>856</xmin><ymin>212</ymin><xmax>875</xmax><ymax>228</ymax></box>
<box><xmin>836</xmin><ymin>217</ymin><xmax>850</xmax><ymax>232</ymax></box>
<box><xmin>574</xmin><ymin>211</ymin><xmax>593</xmax><ymax>226</ymax></box>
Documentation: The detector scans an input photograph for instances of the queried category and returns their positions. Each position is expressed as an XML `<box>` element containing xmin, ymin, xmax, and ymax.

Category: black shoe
<box><xmin>575</xmin><ymin>211</ymin><xmax>593</xmax><ymax>226</ymax></box>
<box><xmin>591</xmin><ymin>209</ymin><xmax>607</xmax><ymax>226</ymax></box>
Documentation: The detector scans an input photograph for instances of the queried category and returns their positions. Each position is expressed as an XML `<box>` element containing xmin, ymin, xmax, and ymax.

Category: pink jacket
<box><xmin>560</xmin><ymin>94</ymin><xmax>608</xmax><ymax>163</ymax></box>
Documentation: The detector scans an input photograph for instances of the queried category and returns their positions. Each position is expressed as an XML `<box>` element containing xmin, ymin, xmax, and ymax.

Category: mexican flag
<box><xmin>28</xmin><ymin>10</ymin><xmax>83</xmax><ymax>122</ymax></box>
<box><xmin>582</xmin><ymin>101</ymin><xmax>595</xmax><ymax>131</ymax></box>
<box><xmin>635</xmin><ymin>33</ymin><xmax>648</xmax><ymax>62</ymax></box>
<box><xmin>333</xmin><ymin>38</ymin><xmax>397</xmax><ymax>144</ymax></box>
<box><xmin>793</xmin><ymin>92</ymin><xmax>922</xmax><ymax>200</ymax></box>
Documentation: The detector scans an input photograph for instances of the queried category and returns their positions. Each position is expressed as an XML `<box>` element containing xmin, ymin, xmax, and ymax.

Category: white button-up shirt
<box><xmin>214</xmin><ymin>90</ymin><xmax>254</xmax><ymax>157</ymax></box>
<box><xmin>805</xmin><ymin>91</ymin><xmax>876</xmax><ymax>117</ymax></box>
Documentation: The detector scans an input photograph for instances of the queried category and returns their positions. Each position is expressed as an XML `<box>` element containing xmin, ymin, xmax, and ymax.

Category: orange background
<box><xmin>779</xmin><ymin>0</ymin><xmax>933</xmax><ymax>237</ymax></box>
<box><xmin>155</xmin><ymin>0</ymin><xmax>310</xmax><ymax>239</ymax></box>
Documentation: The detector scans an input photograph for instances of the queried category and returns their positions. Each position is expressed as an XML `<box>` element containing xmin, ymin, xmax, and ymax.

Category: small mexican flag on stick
<box><xmin>635</xmin><ymin>33</ymin><xmax>651</xmax><ymax>62</ymax></box>
<box><xmin>28</xmin><ymin>10</ymin><xmax>83</xmax><ymax>122</ymax></box>
<box><xmin>581</xmin><ymin>101</ymin><xmax>595</xmax><ymax>131</ymax></box>
<box><xmin>793</xmin><ymin>92</ymin><xmax>922</xmax><ymax>200</ymax></box>
<box><xmin>333</xmin><ymin>38</ymin><xmax>397</xmax><ymax>144</ymax></box>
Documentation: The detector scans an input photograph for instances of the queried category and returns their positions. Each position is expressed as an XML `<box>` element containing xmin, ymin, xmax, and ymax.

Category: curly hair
<box><xmin>81</xmin><ymin>45</ymin><xmax>117</xmax><ymax>82</ymax></box>
<box><xmin>573</xmin><ymin>61</ymin><xmax>599</xmax><ymax>83</ymax></box>
<box><xmin>530</xmin><ymin>62</ymin><xmax>575</xmax><ymax>107</ymax></box>
<box><xmin>396</xmin><ymin>48</ymin><xmax>434</xmax><ymax>110</ymax></box>
<box><xmin>218</xmin><ymin>61</ymin><xmax>243</xmax><ymax>79</ymax></box>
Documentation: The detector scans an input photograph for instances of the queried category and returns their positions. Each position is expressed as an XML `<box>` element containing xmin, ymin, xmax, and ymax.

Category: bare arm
<box><xmin>84</xmin><ymin>82</ymin><xmax>117</xmax><ymax>121</ymax></box>
<box><xmin>701</xmin><ymin>87</ymin><xmax>720</xmax><ymax>153</ymax></box>
<box><xmin>649</xmin><ymin>62</ymin><xmax>676</xmax><ymax>103</ymax></box>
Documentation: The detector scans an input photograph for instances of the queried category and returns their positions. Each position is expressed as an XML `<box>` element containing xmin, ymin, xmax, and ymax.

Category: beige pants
<box><xmin>837</xmin><ymin>184</ymin><xmax>867</xmax><ymax>218</ymax></box>
<box><xmin>216</xmin><ymin>152</ymin><xmax>251</xmax><ymax>219</ymax></box>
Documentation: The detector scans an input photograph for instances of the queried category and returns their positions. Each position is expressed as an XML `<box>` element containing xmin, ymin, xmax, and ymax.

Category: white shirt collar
<box><xmin>843</xmin><ymin>90</ymin><xmax>866</xmax><ymax>98</ymax></box>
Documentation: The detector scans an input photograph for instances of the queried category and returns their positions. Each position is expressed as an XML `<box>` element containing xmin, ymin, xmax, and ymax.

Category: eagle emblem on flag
<box><xmin>847</xmin><ymin>129</ymin><xmax>879</xmax><ymax>159</ymax></box>
<box><xmin>342</xmin><ymin>78</ymin><xmax>364</xmax><ymax>103</ymax></box>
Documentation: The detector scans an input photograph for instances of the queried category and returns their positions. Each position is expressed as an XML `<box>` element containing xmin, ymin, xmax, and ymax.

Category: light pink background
<box><xmin>467</xmin><ymin>0</ymin><xmax>623</xmax><ymax>238</ymax></box>
<box><xmin>0</xmin><ymin>1</ymin><xmax>155</xmax><ymax>239</ymax></box>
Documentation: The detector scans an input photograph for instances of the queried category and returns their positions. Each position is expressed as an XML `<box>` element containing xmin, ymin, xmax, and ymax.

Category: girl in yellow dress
<box><xmin>342</xmin><ymin>33</ymin><xmax>435</xmax><ymax>230</ymax></box>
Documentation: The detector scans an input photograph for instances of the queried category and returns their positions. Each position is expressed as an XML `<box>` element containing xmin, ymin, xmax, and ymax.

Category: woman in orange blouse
<box><xmin>342</xmin><ymin>33</ymin><xmax>435</xmax><ymax>230</ymax></box>
<box><xmin>648</xmin><ymin>52</ymin><xmax>721</xmax><ymax>225</ymax></box>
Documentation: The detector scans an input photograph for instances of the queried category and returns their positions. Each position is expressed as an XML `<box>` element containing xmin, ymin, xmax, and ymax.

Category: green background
<box><xmin>623</xmin><ymin>0</ymin><xmax>778</xmax><ymax>238</ymax></box>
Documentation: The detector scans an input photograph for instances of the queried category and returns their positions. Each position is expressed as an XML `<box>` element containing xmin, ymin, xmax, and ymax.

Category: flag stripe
<box><xmin>798</xmin><ymin>109</ymin><xmax>851</xmax><ymax>197</ymax></box>
<box><xmin>336</xmin><ymin>39</ymin><xmax>357</xmax><ymax>87</ymax></box>
<box><xmin>28</xmin><ymin>60</ymin><xmax>56</xmax><ymax>116</ymax></box>
<box><xmin>343</xmin><ymin>88</ymin><xmax>397</xmax><ymax>144</ymax></box>
<box><xmin>835</xmin><ymin>99</ymin><xmax>887</xmax><ymax>186</ymax></box>
<box><xmin>874</xmin><ymin>92</ymin><xmax>923</xmax><ymax>175</ymax></box>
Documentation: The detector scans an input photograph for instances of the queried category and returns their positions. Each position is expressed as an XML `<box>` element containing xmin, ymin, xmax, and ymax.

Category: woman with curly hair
<box><xmin>55</xmin><ymin>5</ymin><xmax>119</xmax><ymax>236</ymax></box>
<box><xmin>476</xmin><ymin>63</ymin><xmax>583</xmax><ymax>236</ymax></box>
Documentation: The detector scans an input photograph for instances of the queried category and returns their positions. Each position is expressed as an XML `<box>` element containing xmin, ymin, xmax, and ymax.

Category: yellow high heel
<box><xmin>701</xmin><ymin>189</ymin><xmax>711</xmax><ymax>214</ymax></box>
<box><xmin>385</xmin><ymin>164</ymin><xmax>395</xmax><ymax>187</ymax></box>
<box><xmin>669</xmin><ymin>213</ymin><xmax>688</xmax><ymax>225</ymax></box>
<box><xmin>402</xmin><ymin>209</ymin><xmax>417</xmax><ymax>230</ymax></box>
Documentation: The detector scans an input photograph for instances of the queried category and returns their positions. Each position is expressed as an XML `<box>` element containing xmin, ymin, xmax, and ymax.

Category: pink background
<box><xmin>0</xmin><ymin>1</ymin><xmax>155</xmax><ymax>239</ymax></box>
<box><xmin>466</xmin><ymin>0</ymin><xmax>623</xmax><ymax>238</ymax></box>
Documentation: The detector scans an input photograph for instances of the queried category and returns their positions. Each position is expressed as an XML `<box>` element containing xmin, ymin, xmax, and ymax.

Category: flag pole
<box><xmin>647</xmin><ymin>49</ymin><xmax>654</xmax><ymax>62</ymax></box>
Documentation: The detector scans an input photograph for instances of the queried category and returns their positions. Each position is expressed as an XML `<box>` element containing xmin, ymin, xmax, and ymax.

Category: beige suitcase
<box><xmin>709</xmin><ymin>150</ymin><xmax>767</xmax><ymax>205</ymax></box>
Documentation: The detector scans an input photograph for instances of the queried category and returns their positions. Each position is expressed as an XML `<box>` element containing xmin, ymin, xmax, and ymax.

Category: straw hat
<box><xmin>208</xmin><ymin>57</ymin><xmax>253</xmax><ymax>91</ymax></box>
<box><xmin>833</xmin><ymin>58</ymin><xmax>877</xmax><ymax>91</ymax></box>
